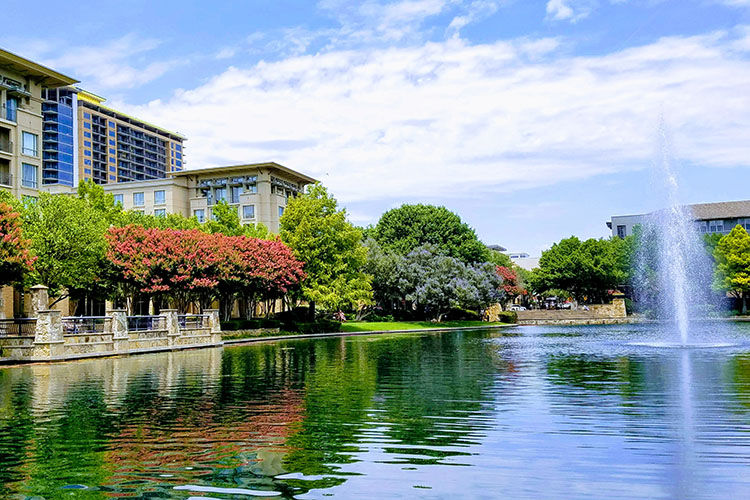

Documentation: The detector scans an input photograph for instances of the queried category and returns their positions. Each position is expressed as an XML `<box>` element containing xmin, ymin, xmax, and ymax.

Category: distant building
<box><xmin>608</xmin><ymin>200</ymin><xmax>750</xmax><ymax>238</ymax></box>
<box><xmin>41</xmin><ymin>87</ymin><xmax>186</xmax><ymax>187</ymax></box>
<box><xmin>104</xmin><ymin>162</ymin><xmax>317</xmax><ymax>234</ymax></box>
<box><xmin>0</xmin><ymin>48</ymin><xmax>78</xmax><ymax>199</ymax></box>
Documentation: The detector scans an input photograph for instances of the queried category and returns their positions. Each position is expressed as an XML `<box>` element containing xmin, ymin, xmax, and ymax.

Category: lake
<box><xmin>2</xmin><ymin>323</ymin><xmax>750</xmax><ymax>499</ymax></box>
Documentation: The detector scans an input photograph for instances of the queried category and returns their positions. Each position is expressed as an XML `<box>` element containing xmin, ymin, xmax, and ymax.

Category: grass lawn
<box><xmin>339</xmin><ymin>320</ymin><xmax>509</xmax><ymax>332</ymax></box>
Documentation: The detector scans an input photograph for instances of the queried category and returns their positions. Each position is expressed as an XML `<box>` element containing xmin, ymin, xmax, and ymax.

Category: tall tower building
<box><xmin>40</xmin><ymin>87</ymin><xmax>186</xmax><ymax>186</ymax></box>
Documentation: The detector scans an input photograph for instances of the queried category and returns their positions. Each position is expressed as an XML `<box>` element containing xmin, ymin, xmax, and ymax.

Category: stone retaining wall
<box><xmin>0</xmin><ymin>309</ymin><xmax>223</xmax><ymax>363</ymax></box>
<box><xmin>516</xmin><ymin>299</ymin><xmax>627</xmax><ymax>325</ymax></box>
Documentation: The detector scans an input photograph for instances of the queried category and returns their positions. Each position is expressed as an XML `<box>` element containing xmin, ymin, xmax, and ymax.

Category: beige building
<box><xmin>104</xmin><ymin>162</ymin><xmax>317</xmax><ymax>234</ymax></box>
<box><xmin>0</xmin><ymin>48</ymin><xmax>77</xmax><ymax>199</ymax></box>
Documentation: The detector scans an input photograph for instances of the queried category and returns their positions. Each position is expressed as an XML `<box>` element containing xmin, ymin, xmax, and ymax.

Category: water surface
<box><xmin>2</xmin><ymin>324</ymin><xmax>750</xmax><ymax>499</ymax></box>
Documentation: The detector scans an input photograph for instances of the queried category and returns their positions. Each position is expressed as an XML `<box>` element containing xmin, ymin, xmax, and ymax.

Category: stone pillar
<box><xmin>32</xmin><ymin>310</ymin><xmax>64</xmax><ymax>359</ymax></box>
<box><xmin>107</xmin><ymin>309</ymin><xmax>129</xmax><ymax>353</ymax></box>
<box><xmin>205</xmin><ymin>309</ymin><xmax>222</xmax><ymax>345</ymax></box>
<box><xmin>162</xmin><ymin>309</ymin><xmax>180</xmax><ymax>347</ymax></box>
<box><xmin>30</xmin><ymin>285</ymin><xmax>49</xmax><ymax>318</ymax></box>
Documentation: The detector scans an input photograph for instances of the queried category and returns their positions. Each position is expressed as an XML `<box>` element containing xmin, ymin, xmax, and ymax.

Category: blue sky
<box><xmin>4</xmin><ymin>0</ymin><xmax>750</xmax><ymax>254</ymax></box>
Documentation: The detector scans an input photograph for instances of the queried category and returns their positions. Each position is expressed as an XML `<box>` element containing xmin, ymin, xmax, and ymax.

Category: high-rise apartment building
<box><xmin>40</xmin><ymin>87</ymin><xmax>186</xmax><ymax>186</ymax></box>
<box><xmin>0</xmin><ymin>49</ymin><xmax>78</xmax><ymax>198</ymax></box>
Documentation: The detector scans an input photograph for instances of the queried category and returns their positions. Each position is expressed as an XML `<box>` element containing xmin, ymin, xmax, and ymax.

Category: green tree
<box><xmin>280</xmin><ymin>184</ymin><xmax>373</xmax><ymax>316</ymax></box>
<box><xmin>532</xmin><ymin>236</ymin><xmax>629</xmax><ymax>303</ymax></box>
<box><xmin>374</xmin><ymin>204</ymin><xmax>490</xmax><ymax>264</ymax></box>
<box><xmin>713</xmin><ymin>225</ymin><xmax>750</xmax><ymax>314</ymax></box>
<box><xmin>22</xmin><ymin>192</ymin><xmax>109</xmax><ymax>303</ymax></box>
<box><xmin>0</xmin><ymin>202</ymin><xmax>34</xmax><ymax>287</ymax></box>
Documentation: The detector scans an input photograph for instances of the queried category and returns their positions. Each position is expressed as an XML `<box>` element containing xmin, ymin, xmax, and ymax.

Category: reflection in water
<box><xmin>1</xmin><ymin>325</ymin><xmax>750</xmax><ymax>498</ymax></box>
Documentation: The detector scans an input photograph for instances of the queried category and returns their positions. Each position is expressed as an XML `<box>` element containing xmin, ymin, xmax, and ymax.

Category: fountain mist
<box><xmin>632</xmin><ymin>120</ymin><xmax>720</xmax><ymax>345</ymax></box>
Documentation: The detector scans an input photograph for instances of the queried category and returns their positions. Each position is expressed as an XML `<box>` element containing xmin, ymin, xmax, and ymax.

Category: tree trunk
<box><xmin>743</xmin><ymin>292</ymin><xmax>747</xmax><ymax>315</ymax></box>
<box><xmin>309</xmin><ymin>301</ymin><xmax>316</xmax><ymax>321</ymax></box>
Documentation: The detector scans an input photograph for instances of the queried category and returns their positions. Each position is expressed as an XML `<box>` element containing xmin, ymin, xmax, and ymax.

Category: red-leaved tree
<box><xmin>0</xmin><ymin>202</ymin><xmax>35</xmax><ymax>287</ymax></box>
<box><xmin>497</xmin><ymin>266</ymin><xmax>523</xmax><ymax>309</ymax></box>
<box><xmin>106</xmin><ymin>225</ymin><xmax>304</xmax><ymax>315</ymax></box>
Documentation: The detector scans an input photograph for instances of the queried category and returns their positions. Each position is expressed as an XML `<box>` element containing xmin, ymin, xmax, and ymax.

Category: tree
<box><xmin>713</xmin><ymin>225</ymin><xmax>750</xmax><ymax>314</ymax></box>
<box><xmin>496</xmin><ymin>266</ymin><xmax>522</xmax><ymax>309</ymax></box>
<box><xmin>373</xmin><ymin>204</ymin><xmax>490</xmax><ymax>264</ymax></box>
<box><xmin>22</xmin><ymin>192</ymin><xmax>109</xmax><ymax>303</ymax></box>
<box><xmin>532</xmin><ymin>236</ymin><xmax>629</xmax><ymax>303</ymax></box>
<box><xmin>401</xmin><ymin>246</ymin><xmax>502</xmax><ymax>321</ymax></box>
<box><xmin>0</xmin><ymin>202</ymin><xmax>34</xmax><ymax>287</ymax></box>
<box><xmin>280</xmin><ymin>184</ymin><xmax>373</xmax><ymax>316</ymax></box>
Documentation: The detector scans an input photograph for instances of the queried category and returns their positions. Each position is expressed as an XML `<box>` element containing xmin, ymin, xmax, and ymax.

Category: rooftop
<box><xmin>0</xmin><ymin>48</ymin><xmax>78</xmax><ymax>88</ymax></box>
<box><xmin>611</xmin><ymin>200</ymin><xmax>750</xmax><ymax>223</ymax></box>
<box><xmin>170</xmin><ymin>162</ymin><xmax>319</xmax><ymax>184</ymax></box>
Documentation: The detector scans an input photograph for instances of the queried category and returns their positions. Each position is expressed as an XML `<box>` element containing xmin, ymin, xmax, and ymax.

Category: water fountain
<box><xmin>631</xmin><ymin>121</ymin><xmax>733</xmax><ymax>348</ymax></box>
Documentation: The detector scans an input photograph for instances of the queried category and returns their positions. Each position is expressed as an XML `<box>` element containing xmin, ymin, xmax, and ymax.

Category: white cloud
<box><xmin>117</xmin><ymin>30</ymin><xmax>750</xmax><ymax>208</ymax></box>
<box><xmin>13</xmin><ymin>34</ymin><xmax>183</xmax><ymax>90</ymax></box>
<box><xmin>546</xmin><ymin>0</ymin><xmax>598</xmax><ymax>22</ymax></box>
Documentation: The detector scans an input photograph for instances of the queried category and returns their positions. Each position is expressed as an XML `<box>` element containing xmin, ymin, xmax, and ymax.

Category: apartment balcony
<box><xmin>0</xmin><ymin>136</ymin><xmax>13</xmax><ymax>155</ymax></box>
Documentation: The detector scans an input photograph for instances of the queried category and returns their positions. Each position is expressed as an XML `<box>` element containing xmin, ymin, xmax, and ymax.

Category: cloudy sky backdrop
<box><xmin>5</xmin><ymin>0</ymin><xmax>750</xmax><ymax>254</ymax></box>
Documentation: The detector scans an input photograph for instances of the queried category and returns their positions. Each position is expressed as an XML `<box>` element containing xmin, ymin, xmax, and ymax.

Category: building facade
<box><xmin>0</xmin><ymin>49</ymin><xmax>77</xmax><ymax>199</ymax></box>
<box><xmin>104</xmin><ymin>162</ymin><xmax>317</xmax><ymax>234</ymax></box>
<box><xmin>608</xmin><ymin>200</ymin><xmax>750</xmax><ymax>238</ymax></box>
<box><xmin>40</xmin><ymin>87</ymin><xmax>186</xmax><ymax>187</ymax></box>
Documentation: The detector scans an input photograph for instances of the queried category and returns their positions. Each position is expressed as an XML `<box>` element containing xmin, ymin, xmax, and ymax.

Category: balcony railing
<box><xmin>178</xmin><ymin>314</ymin><xmax>210</xmax><ymax>330</ymax></box>
<box><xmin>127</xmin><ymin>315</ymin><xmax>166</xmax><ymax>331</ymax></box>
<box><xmin>0</xmin><ymin>318</ymin><xmax>36</xmax><ymax>337</ymax></box>
<box><xmin>0</xmin><ymin>171</ymin><xmax>12</xmax><ymax>186</ymax></box>
<box><xmin>0</xmin><ymin>137</ymin><xmax>13</xmax><ymax>154</ymax></box>
<box><xmin>62</xmin><ymin>316</ymin><xmax>108</xmax><ymax>334</ymax></box>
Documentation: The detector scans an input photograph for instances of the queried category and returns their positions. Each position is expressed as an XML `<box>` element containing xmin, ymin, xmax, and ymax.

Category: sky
<box><xmin>3</xmin><ymin>0</ymin><xmax>750</xmax><ymax>255</ymax></box>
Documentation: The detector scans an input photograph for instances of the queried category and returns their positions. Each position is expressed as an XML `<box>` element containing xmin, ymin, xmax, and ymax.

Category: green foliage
<box><xmin>374</xmin><ymin>204</ymin><xmax>490</xmax><ymax>264</ymax></box>
<box><xmin>204</xmin><ymin>199</ymin><xmax>244</xmax><ymax>235</ymax></box>
<box><xmin>114</xmin><ymin>210</ymin><xmax>202</xmax><ymax>230</ymax></box>
<box><xmin>531</xmin><ymin>235</ymin><xmax>629</xmax><ymax>303</ymax></box>
<box><xmin>496</xmin><ymin>311</ymin><xmax>518</xmax><ymax>324</ymax></box>
<box><xmin>280</xmin><ymin>184</ymin><xmax>373</xmax><ymax>312</ymax></box>
<box><xmin>713</xmin><ymin>225</ymin><xmax>750</xmax><ymax>296</ymax></box>
<box><xmin>486</xmin><ymin>249</ymin><xmax>513</xmax><ymax>267</ymax></box>
<box><xmin>22</xmin><ymin>192</ymin><xmax>109</xmax><ymax>298</ymax></box>
<box><xmin>78</xmin><ymin>180</ymin><xmax>121</xmax><ymax>223</ymax></box>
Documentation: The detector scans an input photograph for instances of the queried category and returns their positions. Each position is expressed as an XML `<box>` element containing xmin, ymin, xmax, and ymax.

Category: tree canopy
<box><xmin>280</xmin><ymin>184</ymin><xmax>372</xmax><ymax>313</ymax></box>
<box><xmin>531</xmin><ymin>236</ymin><xmax>629</xmax><ymax>303</ymax></box>
<box><xmin>373</xmin><ymin>204</ymin><xmax>490</xmax><ymax>264</ymax></box>
<box><xmin>713</xmin><ymin>225</ymin><xmax>750</xmax><ymax>312</ymax></box>
<box><xmin>0</xmin><ymin>202</ymin><xmax>34</xmax><ymax>288</ymax></box>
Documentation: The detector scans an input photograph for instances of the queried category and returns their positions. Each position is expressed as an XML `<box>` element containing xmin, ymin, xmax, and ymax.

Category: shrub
<box><xmin>293</xmin><ymin>319</ymin><xmax>342</xmax><ymax>334</ymax></box>
<box><xmin>367</xmin><ymin>313</ymin><xmax>395</xmax><ymax>322</ymax></box>
<box><xmin>443</xmin><ymin>307</ymin><xmax>481</xmax><ymax>321</ymax></box>
<box><xmin>496</xmin><ymin>311</ymin><xmax>517</xmax><ymax>324</ymax></box>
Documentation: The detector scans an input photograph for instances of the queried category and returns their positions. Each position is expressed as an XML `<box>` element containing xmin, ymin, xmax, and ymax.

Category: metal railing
<box><xmin>62</xmin><ymin>316</ymin><xmax>108</xmax><ymax>334</ymax></box>
<box><xmin>0</xmin><ymin>318</ymin><xmax>36</xmax><ymax>337</ymax></box>
<box><xmin>127</xmin><ymin>315</ymin><xmax>166</xmax><ymax>331</ymax></box>
<box><xmin>178</xmin><ymin>314</ymin><xmax>209</xmax><ymax>330</ymax></box>
<box><xmin>0</xmin><ymin>137</ymin><xmax>12</xmax><ymax>154</ymax></box>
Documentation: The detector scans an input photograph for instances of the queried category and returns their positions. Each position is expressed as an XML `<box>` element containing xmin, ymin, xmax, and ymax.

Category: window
<box><xmin>5</xmin><ymin>97</ymin><xmax>17</xmax><ymax>121</ymax></box>
<box><xmin>84</xmin><ymin>140</ymin><xmax>92</xmax><ymax>147</ymax></box>
<box><xmin>215</xmin><ymin>187</ymin><xmax>227</xmax><ymax>203</ymax></box>
<box><xmin>279</xmin><ymin>206</ymin><xmax>284</xmax><ymax>217</ymax></box>
<box><xmin>83</xmin><ymin>122</ymin><xmax>91</xmax><ymax>129</ymax></box>
<box><xmin>242</xmin><ymin>205</ymin><xmax>255</xmax><ymax>219</ymax></box>
<box><xmin>84</xmin><ymin>131</ymin><xmax>91</xmax><ymax>138</ymax></box>
<box><xmin>22</xmin><ymin>163</ymin><xmax>37</xmax><ymax>188</ymax></box>
<box><xmin>616</xmin><ymin>225</ymin><xmax>626</xmax><ymax>239</ymax></box>
<box><xmin>154</xmin><ymin>209</ymin><xmax>166</xmax><ymax>217</ymax></box>
<box><xmin>84</xmin><ymin>150</ymin><xmax>91</xmax><ymax>157</ymax></box>
<box><xmin>245</xmin><ymin>183</ymin><xmax>258</xmax><ymax>194</ymax></box>
<box><xmin>133</xmin><ymin>192</ymin><xmax>144</xmax><ymax>207</ymax></box>
<box><xmin>109</xmin><ymin>131</ymin><xmax>115</xmax><ymax>137</ymax></box>
<box><xmin>113</xmin><ymin>194</ymin><xmax>123</xmax><ymax>206</ymax></box>
<box><xmin>109</xmin><ymin>139</ymin><xmax>116</xmax><ymax>146</ymax></box>
<box><xmin>83</xmin><ymin>112</ymin><xmax>91</xmax><ymax>119</ymax></box>
<box><xmin>154</xmin><ymin>190</ymin><xmax>165</xmax><ymax>205</ymax></box>
<box><xmin>230</xmin><ymin>186</ymin><xmax>242</xmax><ymax>204</ymax></box>
<box><xmin>84</xmin><ymin>168</ymin><xmax>92</xmax><ymax>174</ymax></box>
<box><xmin>108</xmin><ymin>121</ymin><xmax>115</xmax><ymax>128</ymax></box>
<box><xmin>84</xmin><ymin>159</ymin><xmax>92</xmax><ymax>166</ymax></box>
<box><xmin>109</xmin><ymin>175</ymin><xmax>116</xmax><ymax>180</ymax></box>
<box><xmin>176</xmin><ymin>144</ymin><xmax>182</xmax><ymax>151</ymax></box>
<box><xmin>22</xmin><ymin>132</ymin><xmax>38</xmax><ymax>156</ymax></box>
<box><xmin>176</xmin><ymin>160</ymin><xmax>182</xmax><ymax>167</ymax></box>
<box><xmin>194</xmin><ymin>209</ymin><xmax>205</xmax><ymax>223</ymax></box>
<box><xmin>109</xmin><ymin>148</ymin><xmax>115</xmax><ymax>155</ymax></box>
